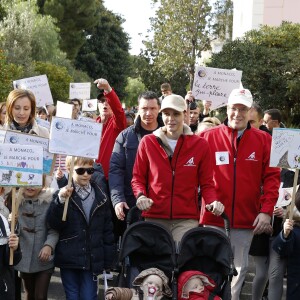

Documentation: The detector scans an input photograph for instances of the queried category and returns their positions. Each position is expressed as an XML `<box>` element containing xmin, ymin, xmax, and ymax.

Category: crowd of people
<box><xmin>0</xmin><ymin>79</ymin><xmax>299</xmax><ymax>300</ymax></box>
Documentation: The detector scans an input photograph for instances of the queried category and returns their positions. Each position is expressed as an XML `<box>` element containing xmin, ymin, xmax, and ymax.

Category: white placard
<box><xmin>36</xmin><ymin>118</ymin><xmax>51</xmax><ymax>130</ymax></box>
<box><xmin>192</xmin><ymin>67</ymin><xmax>242</xmax><ymax>110</ymax></box>
<box><xmin>82</xmin><ymin>99</ymin><xmax>97</xmax><ymax>112</ymax></box>
<box><xmin>69</xmin><ymin>83</ymin><xmax>91</xmax><ymax>100</ymax></box>
<box><xmin>13</xmin><ymin>75</ymin><xmax>53</xmax><ymax>107</ymax></box>
<box><xmin>276</xmin><ymin>185</ymin><xmax>299</xmax><ymax>207</ymax></box>
<box><xmin>4</xmin><ymin>131</ymin><xmax>55</xmax><ymax>175</ymax></box>
<box><xmin>0</xmin><ymin>144</ymin><xmax>43</xmax><ymax>186</ymax></box>
<box><xmin>49</xmin><ymin>117</ymin><xmax>103</xmax><ymax>158</ymax></box>
<box><xmin>56</xmin><ymin>101</ymin><xmax>73</xmax><ymax>119</ymax></box>
<box><xmin>270</xmin><ymin>128</ymin><xmax>300</xmax><ymax>169</ymax></box>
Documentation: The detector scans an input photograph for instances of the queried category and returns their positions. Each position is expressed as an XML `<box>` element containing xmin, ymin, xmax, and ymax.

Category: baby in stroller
<box><xmin>178</xmin><ymin>270</ymin><xmax>221</xmax><ymax>300</ymax></box>
<box><xmin>105</xmin><ymin>267</ymin><xmax>172</xmax><ymax>300</ymax></box>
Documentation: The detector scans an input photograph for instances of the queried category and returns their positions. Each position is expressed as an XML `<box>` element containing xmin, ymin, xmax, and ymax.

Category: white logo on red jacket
<box><xmin>184</xmin><ymin>157</ymin><xmax>195</xmax><ymax>166</ymax></box>
<box><xmin>246</xmin><ymin>152</ymin><xmax>257</xmax><ymax>161</ymax></box>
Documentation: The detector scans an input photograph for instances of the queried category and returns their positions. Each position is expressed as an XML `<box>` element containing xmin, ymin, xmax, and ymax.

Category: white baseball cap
<box><xmin>228</xmin><ymin>89</ymin><xmax>253</xmax><ymax>108</ymax></box>
<box><xmin>160</xmin><ymin>94</ymin><xmax>187</xmax><ymax>112</ymax></box>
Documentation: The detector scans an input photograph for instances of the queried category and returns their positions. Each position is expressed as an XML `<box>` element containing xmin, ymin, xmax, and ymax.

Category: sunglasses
<box><xmin>74</xmin><ymin>168</ymin><xmax>95</xmax><ymax>175</ymax></box>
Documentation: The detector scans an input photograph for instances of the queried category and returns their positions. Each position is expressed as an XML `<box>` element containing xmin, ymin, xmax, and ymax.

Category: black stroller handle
<box><xmin>206</xmin><ymin>205</ymin><xmax>231</xmax><ymax>240</ymax></box>
<box><xmin>126</xmin><ymin>205</ymin><xmax>142</xmax><ymax>226</ymax></box>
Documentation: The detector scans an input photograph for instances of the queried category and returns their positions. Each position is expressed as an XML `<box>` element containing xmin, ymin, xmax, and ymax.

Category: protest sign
<box><xmin>13</xmin><ymin>75</ymin><xmax>53</xmax><ymax>107</ymax></box>
<box><xmin>82</xmin><ymin>99</ymin><xmax>97</xmax><ymax>112</ymax></box>
<box><xmin>270</xmin><ymin>128</ymin><xmax>300</xmax><ymax>169</ymax></box>
<box><xmin>56</xmin><ymin>101</ymin><xmax>73</xmax><ymax>119</ymax></box>
<box><xmin>0</xmin><ymin>144</ymin><xmax>43</xmax><ymax>187</ymax></box>
<box><xmin>276</xmin><ymin>184</ymin><xmax>299</xmax><ymax>207</ymax></box>
<box><xmin>49</xmin><ymin>117</ymin><xmax>102</xmax><ymax>158</ymax></box>
<box><xmin>69</xmin><ymin>83</ymin><xmax>91</xmax><ymax>100</ymax></box>
<box><xmin>36</xmin><ymin>118</ymin><xmax>51</xmax><ymax>130</ymax></box>
<box><xmin>4</xmin><ymin>131</ymin><xmax>55</xmax><ymax>175</ymax></box>
<box><xmin>192</xmin><ymin>66</ymin><xmax>242</xmax><ymax>110</ymax></box>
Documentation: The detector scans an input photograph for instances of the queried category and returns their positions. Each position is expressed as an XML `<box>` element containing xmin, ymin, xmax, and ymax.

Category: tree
<box><xmin>43</xmin><ymin>0</ymin><xmax>100</xmax><ymax>60</ymax></box>
<box><xmin>34</xmin><ymin>62</ymin><xmax>73</xmax><ymax>102</ymax></box>
<box><xmin>0</xmin><ymin>0</ymin><xmax>65</xmax><ymax>75</ymax></box>
<box><xmin>123</xmin><ymin>77</ymin><xmax>145</xmax><ymax>108</ymax></box>
<box><xmin>144</xmin><ymin>0</ymin><xmax>213</xmax><ymax>88</ymax></box>
<box><xmin>0</xmin><ymin>49</ymin><xmax>23</xmax><ymax>102</ymax></box>
<box><xmin>75</xmin><ymin>8</ymin><xmax>131</xmax><ymax>99</ymax></box>
<box><xmin>208</xmin><ymin>22</ymin><xmax>300</xmax><ymax>125</ymax></box>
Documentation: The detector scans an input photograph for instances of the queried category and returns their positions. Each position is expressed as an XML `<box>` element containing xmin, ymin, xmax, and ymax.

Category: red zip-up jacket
<box><xmin>199</xmin><ymin>121</ymin><xmax>280</xmax><ymax>229</ymax></box>
<box><xmin>96</xmin><ymin>89</ymin><xmax>126</xmax><ymax>179</ymax></box>
<box><xmin>131</xmin><ymin>125</ymin><xmax>217</xmax><ymax>220</ymax></box>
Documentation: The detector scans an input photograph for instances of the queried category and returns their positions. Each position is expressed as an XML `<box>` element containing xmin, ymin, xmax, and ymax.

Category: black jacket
<box><xmin>47</xmin><ymin>181</ymin><xmax>114</xmax><ymax>274</ymax></box>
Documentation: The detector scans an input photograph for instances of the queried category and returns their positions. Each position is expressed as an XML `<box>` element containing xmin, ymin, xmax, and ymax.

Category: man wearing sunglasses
<box><xmin>94</xmin><ymin>78</ymin><xmax>126</xmax><ymax>181</ymax></box>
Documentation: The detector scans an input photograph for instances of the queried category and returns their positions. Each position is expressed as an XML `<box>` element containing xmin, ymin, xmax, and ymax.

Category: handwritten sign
<box><xmin>13</xmin><ymin>75</ymin><xmax>53</xmax><ymax>107</ymax></box>
<box><xmin>192</xmin><ymin>67</ymin><xmax>242</xmax><ymax>110</ymax></box>
<box><xmin>69</xmin><ymin>83</ymin><xmax>91</xmax><ymax>100</ymax></box>
<box><xmin>0</xmin><ymin>144</ymin><xmax>43</xmax><ymax>186</ymax></box>
<box><xmin>4</xmin><ymin>131</ymin><xmax>55</xmax><ymax>175</ymax></box>
<box><xmin>270</xmin><ymin>128</ymin><xmax>300</xmax><ymax>169</ymax></box>
<box><xmin>56</xmin><ymin>101</ymin><xmax>73</xmax><ymax>119</ymax></box>
<box><xmin>82</xmin><ymin>99</ymin><xmax>97</xmax><ymax>112</ymax></box>
<box><xmin>49</xmin><ymin>117</ymin><xmax>102</xmax><ymax>158</ymax></box>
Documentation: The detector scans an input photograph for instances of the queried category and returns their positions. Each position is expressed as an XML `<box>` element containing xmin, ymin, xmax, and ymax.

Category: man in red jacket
<box><xmin>199</xmin><ymin>88</ymin><xmax>280</xmax><ymax>300</ymax></box>
<box><xmin>131</xmin><ymin>94</ymin><xmax>224</xmax><ymax>243</ymax></box>
<box><xmin>94</xmin><ymin>78</ymin><xmax>127</xmax><ymax>180</ymax></box>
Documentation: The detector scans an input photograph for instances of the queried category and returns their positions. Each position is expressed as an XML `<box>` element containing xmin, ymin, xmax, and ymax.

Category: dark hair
<box><xmin>37</xmin><ymin>106</ymin><xmax>48</xmax><ymax>115</ymax></box>
<box><xmin>161</xmin><ymin>83</ymin><xmax>172</xmax><ymax>91</ymax></box>
<box><xmin>251</xmin><ymin>103</ymin><xmax>263</xmax><ymax>119</ymax></box>
<box><xmin>138</xmin><ymin>91</ymin><xmax>160</xmax><ymax>106</ymax></box>
<box><xmin>97</xmin><ymin>91</ymin><xmax>106</xmax><ymax>102</ymax></box>
<box><xmin>264</xmin><ymin>108</ymin><xmax>282</xmax><ymax>123</ymax></box>
<box><xmin>69</xmin><ymin>98</ymin><xmax>81</xmax><ymax>106</ymax></box>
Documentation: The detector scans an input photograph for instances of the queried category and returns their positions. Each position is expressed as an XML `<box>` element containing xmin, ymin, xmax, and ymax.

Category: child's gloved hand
<box><xmin>136</xmin><ymin>195</ymin><xmax>153</xmax><ymax>211</ymax></box>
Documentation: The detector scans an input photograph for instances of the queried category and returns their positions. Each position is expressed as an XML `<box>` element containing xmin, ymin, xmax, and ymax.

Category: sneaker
<box><xmin>99</xmin><ymin>272</ymin><xmax>114</xmax><ymax>281</ymax></box>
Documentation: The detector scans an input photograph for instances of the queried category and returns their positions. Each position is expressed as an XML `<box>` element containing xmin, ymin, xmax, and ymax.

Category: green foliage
<box><xmin>75</xmin><ymin>8</ymin><xmax>131</xmax><ymax>99</ymax></box>
<box><xmin>0</xmin><ymin>0</ymin><xmax>64</xmax><ymax>75</ymax></box>
<box><xmin>0</xmin><ymin>49</ymin><xmax>23</xmax><ymax>102</ymax></box>
<box><xmin>124</xmin><ymin>78</ymin><xmax>146</xmax><ymax>108</ymax></box>
<box><xmin>208</xmin><ymin>22</ymin><xmax>300</xmax><ymax>125</ymax></box>
<box><xmin>44</xmin><ymin>0</ymin><xmax>100</xmax><ymax>60</ymax></box>
<box><xmin>144</xmin><ymin>0</ymin><xmax>213</xmax><ymax>88</ymax></box>
<box><xmin>34</xmin><ymin>61</ymin><xmax>73</xmax><ymax>103</ymax></box>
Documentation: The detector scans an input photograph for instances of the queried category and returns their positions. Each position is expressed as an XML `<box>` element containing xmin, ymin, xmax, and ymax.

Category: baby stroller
<box><xmin>117</xmin><ymin>207</ymin><xmax>236</xmax><ymax>299</ymax></box>
<box><xmin>117</xmin><ymin>207</ymin><xmax>177</xmax><ymax>297</ymax></box>
<box><xmin>177</xmin><ymin>217</ymin><xmax>236</xmax><ymax>299</ymax></box>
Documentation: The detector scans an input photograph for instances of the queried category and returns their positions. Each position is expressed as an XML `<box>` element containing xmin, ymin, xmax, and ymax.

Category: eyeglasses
<box><xmin>228</xmin><ymin>107</ymin><xmax>249</xmax><ymax>114</ymax></box>
<box><xmin>74</xmin><ymin>168</ymin><xmax>95</xmax><ymax>175</ymax></box>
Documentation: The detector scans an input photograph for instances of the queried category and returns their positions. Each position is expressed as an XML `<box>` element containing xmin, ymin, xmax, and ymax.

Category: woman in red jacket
<box><xmin>131</xmin><ymin>94</ymin><xmax>223</xmax><ymax>242</ymax></box>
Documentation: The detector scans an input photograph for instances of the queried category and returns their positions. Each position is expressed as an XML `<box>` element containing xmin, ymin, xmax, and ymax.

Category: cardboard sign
<box><xmin>56</xmin><ymin>101</ymin><xmax>73</xmax><ymax>119</ymax></box>
<box><xmin>13</xmin><ymin>75</ymin><xmax>53</xmax><ymax>107</ymax></box>
<box><xmin>192</xmin><ymin>67</ymin><xmax>242</xmax><ymax>110</ymax></box>
<box><xmin>49</xmin><ymin>117</ymin><xmax>102</xmax><ymax>158</ymax></box>
<box><xmin>4</xmin><ymin>131</ymin><xmax>55</xmax><ymax>175</ymax></box>
<box><xmin>270</xmin><ymin>128</ymin><xmax>300</xmax><ymax>169</ymax></box>
<box><xmin>0</xmin><ymin>129</ymin><xmax>5</xmax><ymax>143</ymax></box>
<box><xmin>0</xmin><ymin>144</ymin><xmax>43</xmax><ymax>186</ymax></box>
<box><xmin>82</xmin><ymin>99</ymin><xmax>97</xmax><ymax>112</ymax></box>
<box><xmin>276</xmin><ymin>183</ymin><xmax>299</xmax><ymax>207</ymax></box>
<box><xmin>69</xmin><ymin>83</ymin><xmax>91</xmax><ymax>100</ymax></box>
